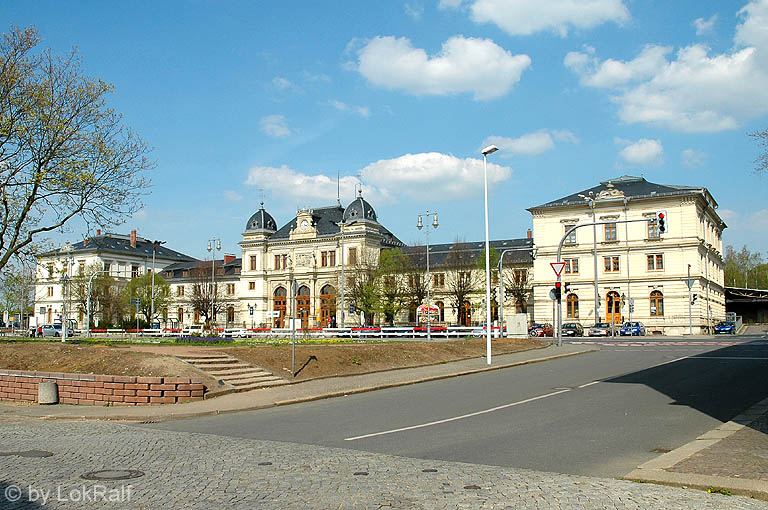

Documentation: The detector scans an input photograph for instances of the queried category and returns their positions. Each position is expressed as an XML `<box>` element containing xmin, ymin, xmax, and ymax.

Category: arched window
<box><xmin>320</xmin><ymin>284</ymin><xmax>336</xmax><ymax>326</ymax></box>
<box><xmin>435</xmin><ymin>301</ymin><xmax>445</xmax><ymax>323</ymax></box>
<box><xmin>650</xmin><ymin>290</ymin><xmax>664</xmax><ymax>316</ymax></box>
<box><xmin>177</xmin><ymin>307</ymin><xmax>183</xmax><ymax>323</ymax></box>
<box><xmin>273</xmin><ymin>286</ymin><xmax>287</xmax><ymax>327</ymax></box>
<box><xmin>297</xmin><ymin>285</ymin><xmax>311</xmax><ymax>329</ymax></box>
<box><xmin>227</xmin><ymin>306</ymin><xmax>235</xmax><ymax>323</ymax></box>
<box><xmin>566</xmin><ymin>294</ymin><xmax>579</xmax><ymax>318</ymax></box>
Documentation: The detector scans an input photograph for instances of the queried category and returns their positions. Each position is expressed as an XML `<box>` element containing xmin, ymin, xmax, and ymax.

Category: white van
<box><xmin>181</xmin><ymin>325</ymin><xmax>204</xmax><ymax>336</ymax></box>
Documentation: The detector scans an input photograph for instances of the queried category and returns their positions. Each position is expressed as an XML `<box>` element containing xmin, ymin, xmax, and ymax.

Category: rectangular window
<box><xmin>603</xmin><ymin>256</ymin><xmax>620</xmax><ymax>272</ymax></box>
<box><xmin>329</xmin><ymin>250</ymin><xmax>335</xmax><ymax>266</ymax></box>
<box><xmin>433</xmin><ymin>273</ymin><xmax>444</xmax><ymax>287</ymax></box>
<box><xmin>348</xmin><ymin>247</ymin><xmax>357</xmax><ymax>266</ymax></box>
<box><xmin>47</xmin><ymin>287</ymin><xmax>54</xmax><ymax>297</ymax></box>
<box><xmin>249</xmin><ymin>255</ymin><xmax>257</xmax><ymax>271</ymax></box>
<box><xmin>648</xmin><ymin>218</ymin><xmax>659</xmax><ymax>239</ymax></box>
<box><xmin>564</xmin><ymin>225</ymin><xmax>576</xmax><ymax>245</ymax></box>
<box><xmin>132</xmin><ymin>265</ymin><xmax>139</xmax><ymax>278</ymax></box>
<box><xmin>226</xmin><ymin>283</ymin><xmax>235</xmax><ymax>295</ymax></box>
<box><xmin>604</xmin><ymin>223</ymin><xmax>617</xmax><ymax>241</ymax></box>
<box><xmin>48</xmin><ymin>263</ymin><xmax>54</xmax><ymax>279</ymax></box>
<box><xmin>248</xmin><ymin>281</ymin><xmax>255</xmax><ymax>290</ymax></box>
<box><xmin>647</xmin><ymin>254</ymin><xmax>664</xmax><ymax>270</ymax></box>
<box><xmin>177</xmin><ymin>286</ymin><xmax>185</xmax><ymax>297</ymax></box>
<box><xmin>281</xmin><ymin>254</ymin><xmax>288</xmax><ymax>269</ymax></box>
<box><xmin>104</xmin><ymin>263</ymin><xmax>111</xmax><ymax>274</ymax></box>
<box><xmin>459</xmin><ymin>271</ymin><xmax>471</xmax><ymax>285</ymax></box>
<box><xmin>77</xmin><ymin>262</ymin><xmax>85</xmax><ymax>275</ymax></box>
<box><xmin>274</xmin><ymin>254</ymin><xmax>280</xmax><ymax>269</ymax></box>
<box><xmin>408</xmin><ymin>274</ymin><xmax>416</xmax><ymax>287</ymax></box>
<box><xmin>321</xmin><ymin>251</ymin><xmax>328</xmax><ymax>267</ymax></box>
<box><xmin>564</xmin><ymin>258</ymin><xmax>579</xmax><ymax>274</ymax></box>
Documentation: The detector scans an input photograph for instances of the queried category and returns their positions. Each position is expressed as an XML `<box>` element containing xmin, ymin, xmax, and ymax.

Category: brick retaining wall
<box><xmin>0</xmin><ymin>370</ymin><xmax>205</xmax><ymax>406</ymax></box>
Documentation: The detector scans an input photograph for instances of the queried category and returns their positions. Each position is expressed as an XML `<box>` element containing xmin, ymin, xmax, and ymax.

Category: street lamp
<box><xmin>417</xmin><ymin>211</ymin><xmax>438</xmax><ymax>341</ymax></box>
<box><xmin>481</xmin><ymin>144</ymin><xmax>498</xmax><ymax>365</ymax></box>
<box><xmin>207</xmin><ymin>238</ymin><xmax>221</xmax><ymax>330</ymax></box>
<box><xmin>578</xmin><ymin>192</ymin><xmax>600</xmax><ymax>323</ymax></box>
<box><xmin>58</xmin><ymin>242</ymin><xmax>74</xmax><ymax>343</ymax></box>
<box><xmin>150</xmin><ymin>240</ymin><xmax>166</xmax><ymax>329</ymax></box>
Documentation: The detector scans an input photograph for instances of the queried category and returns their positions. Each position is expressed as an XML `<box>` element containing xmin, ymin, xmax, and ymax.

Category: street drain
<box><xmin>422</xmin><ymin>469</ymin><xmax>438</xmax><ymax>473</ymax></box>
<box><xmin>258</xmin><ymin>462</ymin><xmax>272</xmax><ymax>466</ymax></box>
<box><xmin>651</xmin><ymin>448</ymin><xmax>672</xmax><ymax>453</ymax></box>
<box><xmin>0</xmin><ymin>450</ymin><xmax>54</xmax><ymax>458</ymax></box>
<box><xmin>354</xmin><ymin>471</ymin><xmax>368</xmax><ymax>476</ymax></box>
<box><xmin>81</xmin><ymin>470</ymin><xmax>144</xmax><ymax>481</ymax></box>
<box><xmin>464</xmin><ymin>485</ymin><xmax>481</xmax><ymax>490</ymax></box>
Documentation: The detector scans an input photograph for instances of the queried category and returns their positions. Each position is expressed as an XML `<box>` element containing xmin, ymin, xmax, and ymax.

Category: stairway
<box><xmin>178</xmin><ymin>353</ymin><xmax>289</xmax><ymax>392</ymax></box>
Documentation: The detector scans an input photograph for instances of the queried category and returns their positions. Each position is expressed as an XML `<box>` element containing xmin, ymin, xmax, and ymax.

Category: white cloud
<box><xmin>681</xmin><ymin>149</ymin><xmax>707</xmax><ymax>168</ymax></box>
<box><xmin>693</xmin><ymin>15</ymin><xmax>717</xmax><ymax>35</ymax></box>
<box><xmin>749</xmin><ymin>209</ymin><xmax>768</xmax><ymax>232</ymax></box>
<box><xmin>469</xmin><ymin>0</ymin><xmax>629</xmax><ymax>37</ymax></box>
<box><xmin>615</xmin><ymin>138</ymin><xmax>664</xmax><ymax>166</ymax></box>
<box><xmin>272</xmin><ymin>77</ymin><xmax>295</xmax><ymax>90</ymax></box>
<box><xmin>329</xmin><ymin>99</ymin><xmax>371</xmax><ymax>117</ymax></box>
<box><xmin>483</xmin><ymin>129</ymin><xmax>578</xmax><ymax>156</ymax></box>
<box><xmin>259</xmin><ymin>115</ymin><xmax>292</xmax><ymax>138</ymax></box>
<box><xmin>222</xmin><ymin>190</ymin><xmax>243</xmax><ymax>202</ymax></box>
<box><xmin>718</xmin><ymin>208</ymin><xmax>738</xmax><ymax>221</ymax></box>
<box><xmin>356</xmin><ymin>35</ymin><xmax>531</xmax><ymax>100</ymax></box>
<box><xmin>404</xmin><ymin>3</ymin><xmax>423</xmax><ymax>20</ymax></box>
<box><xmin>245</xmin><ymin>166</ymin><xmax>376</xmax><ymax>203</ymax></box>
<box><xmin>564</xmin><ymin>1</ymin><xmax>768</xmax><ymax>132</ymax></box>
<box><xmin>438</xmin><ymin>0</ymin><xmax>463</xmax><ymax>9</ymax></box>
<box><xmin>244</xmin><ymin>153</ymin><xmax>512</xmax><ymax>205</ymax></box>
<box><xmin>360</xmin><ymin>152</ymin><xmax>512</xmax><ymax>200</ymax></box>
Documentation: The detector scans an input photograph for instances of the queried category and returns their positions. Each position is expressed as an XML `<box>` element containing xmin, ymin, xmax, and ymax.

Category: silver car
<box><xmin>40</xmin><ymin>324</ymin><xmax>62</xmax><ymax>337</ymax></box>
<box><xmin>588</xmin><ymin>322</ymin><xmax>619</xmax><ymax>337</ymax></box>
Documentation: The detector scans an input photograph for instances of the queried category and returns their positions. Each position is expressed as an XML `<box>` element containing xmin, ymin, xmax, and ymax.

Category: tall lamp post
<box><xmin>150</xmin><ymin>240</ymin><xmax>166</xmax><ymax>329</ymax></box>
<box><xmin>59</xmin><ymin>243</ymin><xmax>74</xmax><ymax>343</ymax></box>
<box><xmin>417</xmin><ymin>211</ymin><xmax>438</xmax><ymax>341</ymax></box>
<box><xmin>481</xmin><ymin>144</ymin><xmax>498</xmax><ymax>365</ymax></box>
<box><xmin>207</xmin><ymin>238</ymin><xmax>221</xmax><ymax>330</ymax></box>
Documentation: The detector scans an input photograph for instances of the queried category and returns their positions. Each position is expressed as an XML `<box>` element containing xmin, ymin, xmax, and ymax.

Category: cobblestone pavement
<box><xmin>1</xmin><ymin>421</ymin><xmax>767</xmax><ymax>509</ymax></box>
<box><xmin>670</xmin><ymin>411</ymin><xmax>768</xmax><ymax>482</ymax></box>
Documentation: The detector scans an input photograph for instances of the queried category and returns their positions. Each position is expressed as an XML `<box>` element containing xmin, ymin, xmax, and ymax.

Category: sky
<box><xmin>4</xmin><ymin>0</ymin><xmax>768</xmax><ymax>260</ymax></box>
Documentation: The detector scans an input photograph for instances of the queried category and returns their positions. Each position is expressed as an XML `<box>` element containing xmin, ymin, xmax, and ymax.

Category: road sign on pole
<box><xmin>550</xmin><ymin>262</ymin><xmax>566</xmax><ymax>277</ymax></box>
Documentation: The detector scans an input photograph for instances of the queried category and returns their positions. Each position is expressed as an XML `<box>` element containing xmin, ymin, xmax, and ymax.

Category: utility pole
<box><xmin>688</xmin><ymin>264</ymin><xmax>693</xmax><ymax>335</ymax></box>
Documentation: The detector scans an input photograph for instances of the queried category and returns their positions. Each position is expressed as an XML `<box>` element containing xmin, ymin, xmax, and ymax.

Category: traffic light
<box><xmin>691</xmin><ymin>293</ymin><xmax>697</xmax><ymax>305</ymax></box>
<box><xmin>656</xmin><ymin>210</ymin><xmax>667</xmax><ymax>234</ymax></box>
<box><xmin>554</xmin><ymin>281</ymin><xmax>562</xmax><ymax>301</ymax></box>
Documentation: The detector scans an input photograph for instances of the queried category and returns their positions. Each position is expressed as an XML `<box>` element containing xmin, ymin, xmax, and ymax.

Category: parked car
<box><xmin>40</xmin><ymin>324</ymin><xmax>62</xmax><ymax>337</ymax></box>
<box><xmin>181</xmin><ymin>325</ymin><xmax>204</xmax><ymax>336</ymax></box>
<box><xmin>587</xmin><ymin>322</ymin><xmax>618</xmax><ymax>337</ymax></box>
<box><xmin>561</xmin><ymin>323</ymin><xmax>584</xmax><ymax>337</ymax></box>
<box><xmin>714</xmin><ymin>321</ymin><xmax>736</xmax><ymax>335</ymax></box>
<box><xmin>620</xmin><ymin>321</ymin><xmax>647</xmax><ymax>336</ymax></box>
<box><xmin>528</xmin><ymin>323</ymin><xmax>553</xmax><ymax>337</ymax></box>
<box><xmin>223</xmin><ymin>328</ymin><xmax>247</xmax><ymax>338</ymax></box>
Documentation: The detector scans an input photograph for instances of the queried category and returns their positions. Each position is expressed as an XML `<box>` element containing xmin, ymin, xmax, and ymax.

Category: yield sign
<box><xmin>550</xmin><ymin>261</ymin><xmax>566</xmax><ymax>277</ymax></box>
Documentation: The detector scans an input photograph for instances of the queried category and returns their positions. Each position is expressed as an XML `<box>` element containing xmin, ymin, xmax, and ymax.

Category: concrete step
<box><xmin>180</xmin><ymin>357</ymin><xmax>238</xmax><ymax>365</ymax></box>
<box><xmin>178</xmin><ymin>354</ymin><xmax>230</xmax><ymax>360</ymax></box>
<box><xmin>234</xmin><ymin>380</ymin><xmax>290</xmax><ymax>391</ymax></box>
<box><xmin>208</xmin><ymin>367</ymin><xmax>261</xmax><ymax>377</ymax></box>
<box><xmin>221</xmin><ymin>371</ymin><xmax>275</xmax><ymax>382</ymax></box>
<box><xmin>228</xmin><ymin>375</ymin><xmax>284</xmax><ymax>386</ymax></box>
<box><xmin>192</xmin><ymin>363</ymin><xmax>252</xmax><ymax>370</ymax></box>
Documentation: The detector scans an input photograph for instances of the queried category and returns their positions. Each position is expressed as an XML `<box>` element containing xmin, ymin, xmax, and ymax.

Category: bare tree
<box><xmin>444</xmin><ymin>237</ymin><xmax>481</xmax><ymax>325</ymax></box>
<box><xmin>750</xmin><ymin>128</ymin><xmax>768</xmax><ymax>173</ymax></box>
<box><xmin>0</xmin><ymin>26</ymin><xmax>153</xmax><ymax>273</ymax></box>
<box><xmin>186</xmin><ymin>262</ymin><xmax>233</xmax><ymax>327</ymax></box>
<box><xmin>502</xmin><ymin>268</ymin><xmax>531</xmax><ymax>313</ymax></box>
<box><xmin>376</xmin><ymin>248</ymin><xmax>411</xmax><ymax>326</ymax></box>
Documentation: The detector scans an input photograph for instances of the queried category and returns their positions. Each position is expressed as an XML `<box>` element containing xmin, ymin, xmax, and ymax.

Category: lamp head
<box><xmin>417</xmin><ymin>216</ymin><xmax>423</xmax><ymax>230</ymax></box>
<box><xmin>481</xmin><ymin>145</ymin><xmax>499</xmax><ymax>156</ymax></box>
<box><xmin>432</xmin><ymin>213</ymin><xmax>438</xmax><ymax>229</ymax></box>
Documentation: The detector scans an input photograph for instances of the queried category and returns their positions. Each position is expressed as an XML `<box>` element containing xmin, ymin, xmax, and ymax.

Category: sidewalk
<box><xmin>626</xmin><ymin>396</ymin><xmax>768</xmax><ymax>500</ymax></box>
<box><xmin>0</xmin><ymin>343</ymin><xmax>595</xmax><ymax>422</ymax></box>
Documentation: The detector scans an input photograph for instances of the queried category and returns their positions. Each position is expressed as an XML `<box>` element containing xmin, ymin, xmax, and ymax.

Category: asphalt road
<box><xmin>140</xmin><ymin>331</ymin><xmax>768</xmax><ymax>479</ymax></box>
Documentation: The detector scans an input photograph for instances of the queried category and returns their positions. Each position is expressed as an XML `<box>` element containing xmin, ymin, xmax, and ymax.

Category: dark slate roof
<box><xmin>40</xmin><ymin>234</ymin><xmax>196</xmax><ymax>262</ymax></box>
<box><xmin>528</xmin><ymin>175</ymin><xmax>708</xmax><ymax>210</ymax></box>
<box><xmin>270</xmin><ymin>205</ymin><xmax>404</xmax><ymax>247</ymax></box>
<box><xmin>344</xmin><ymin>195</ymin><xmax>377</xmax><ymax>223</ymax></box>
<box><xmin>162</xmin><ymin>257</ymin><xmax>241</xmax><ymax>280</ymax></box>
<box><xmin>245</xmin><ymin>205</ymin><xmax>277</xmax><ymax>232</ymax></box>
<box><xmin>399</xmin><ymin>238</ymin><xmax>533</xmax><ymax>270</ymax></box>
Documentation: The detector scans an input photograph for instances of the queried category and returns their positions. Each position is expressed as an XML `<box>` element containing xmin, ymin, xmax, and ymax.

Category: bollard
<box><xmin>38</xmin><ymin>381</ymin><xmax>58</xmax><ymax>405</ymax></box>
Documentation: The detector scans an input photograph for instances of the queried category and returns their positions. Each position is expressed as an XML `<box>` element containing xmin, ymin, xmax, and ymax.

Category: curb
<box><xmin>1</xmin><ymin>348</ymin><xmax>597</xmax><ymax>423</ymax></box>
<box><xmin>625</xmin><ymin>396</ymin><xmax>768</xmax><ymax>501</ymax></box>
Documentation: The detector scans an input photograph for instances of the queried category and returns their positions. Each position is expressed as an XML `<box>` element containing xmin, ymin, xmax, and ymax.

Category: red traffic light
<box><xmin>555</xmin><ymin>281</ymin><xmax>561</xmax><ymax>288</ymax></box>
<box><xmin>658</xmin><ymin>212</ymin><xmax>665</xmax><ymax>219</ymax></box>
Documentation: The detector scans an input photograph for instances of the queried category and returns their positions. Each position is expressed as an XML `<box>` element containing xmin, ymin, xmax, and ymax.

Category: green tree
<box><xmin>344</xmin><ymin>250</ymin><xmax>379</xmax><ymax>325</ymax></box>
<box><xmin>0</xmin><ymin>26</ymin><xmax>153</xmax><ymax>273</ymax></box>
<box><xmin>0</xmin><ymin>261</ymin><xmax>34</xmax><ymax>326</ymax></box>
<box><xmin>724</xmin><ymin>245</ymin><xmax>767</xmax><ymax>289</ymax></box>
<box><xmin>376</xmin><ymin>248</ymin><xmax>411</xmax><ymax>326</ymax></box>
<box><xmin>122</xmin><ymin>272</ymin><xmax>171</xmax><ymax>324</ymax></box>
<box><xmin>70</xmin><ymin>262</ymin><xmax>124</xmax><ymax>328</ymax></box>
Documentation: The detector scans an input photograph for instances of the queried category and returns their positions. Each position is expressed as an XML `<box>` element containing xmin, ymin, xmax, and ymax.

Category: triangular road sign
<box><xmin>550</xmin><ymin>262</ymin><xmax>566</xmax><ymax>277</ymax></box>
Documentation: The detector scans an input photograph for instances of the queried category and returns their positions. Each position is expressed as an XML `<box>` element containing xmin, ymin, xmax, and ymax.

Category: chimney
<box><xmin>223</xmin><ymin>254</ymin><xmax>236</xmax><ymax>264</ymax></box>
<box><xmin>130</xmin><ymin>230</ymin><xmax>137</xmax><ymax>248</ymax></box>
<box><xmin>527</xmin><ymin>229</ymin><xmax>532</xmax><ymax>239</ymax></box>
<box><xmin>96</xmin><ymin>229</ymin><xmax>101</xmax><ymax>236</ymax></box>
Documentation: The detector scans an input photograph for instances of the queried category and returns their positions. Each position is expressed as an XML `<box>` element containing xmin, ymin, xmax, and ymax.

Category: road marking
<box><xmin>344</xmin><ymin>389</ymin><xmax>571</xmax><ymax>441</ymax></box>
<box><xmin>690</xmin><ymin>356</ymin><xmax>768</xmax><ymax>360</ymax></box>
<box><xmin>577</xmin><ymin>381</ymin><xmax>601</xmax><ymax>389</ymax></box>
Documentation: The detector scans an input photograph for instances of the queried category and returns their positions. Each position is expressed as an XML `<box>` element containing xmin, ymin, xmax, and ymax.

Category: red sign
<box><xmin>550</xmin><ymin>262</ymin><xmax>566</xmax><ymax>277</ymax></box>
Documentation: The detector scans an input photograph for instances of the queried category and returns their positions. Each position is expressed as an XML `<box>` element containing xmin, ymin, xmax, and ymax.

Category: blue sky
<box><xmin>4</xmin><ymin>0</ymin><xmax>768</xmax><ymax>259</ymax></box>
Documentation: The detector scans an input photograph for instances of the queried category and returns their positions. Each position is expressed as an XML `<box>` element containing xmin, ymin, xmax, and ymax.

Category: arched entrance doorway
<box><xmin>606</xmin><ymin>291</ymin><xmax>622</xmax><ymax>326</ymax></box>
<box><xmin>460</xmin><ymin>300</ymin><xmax>472</xmax><ymax>326</ymax></box>
<box><xmin>297</xmin><ymin>285</ymin><xmax>311</xmax><ymax>329</ymax></box>
<box><xmin>320</xmin><ymin>284</ymin><xmax>336</xmax><ymax>327</ymax></box>
<box><xmin>435</xmin><ymin>301</ymin><xmax>445</xmax><ymax>323</ymax></box>
<box><xmin>274</xmin><ymin>287</ymin><xmax>287</xmax><ymax>328</ymax></box>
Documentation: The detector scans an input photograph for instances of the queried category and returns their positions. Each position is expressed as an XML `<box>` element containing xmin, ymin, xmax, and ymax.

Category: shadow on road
<box><xmin>0</xmin><ymin>480</ymin><xmax>44</xmax><ymax>508</ymax></box>
<box><xmin>604</xmin><ymin>339</ymin><xmax>768</xmax><ymax>431</ymax></box>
